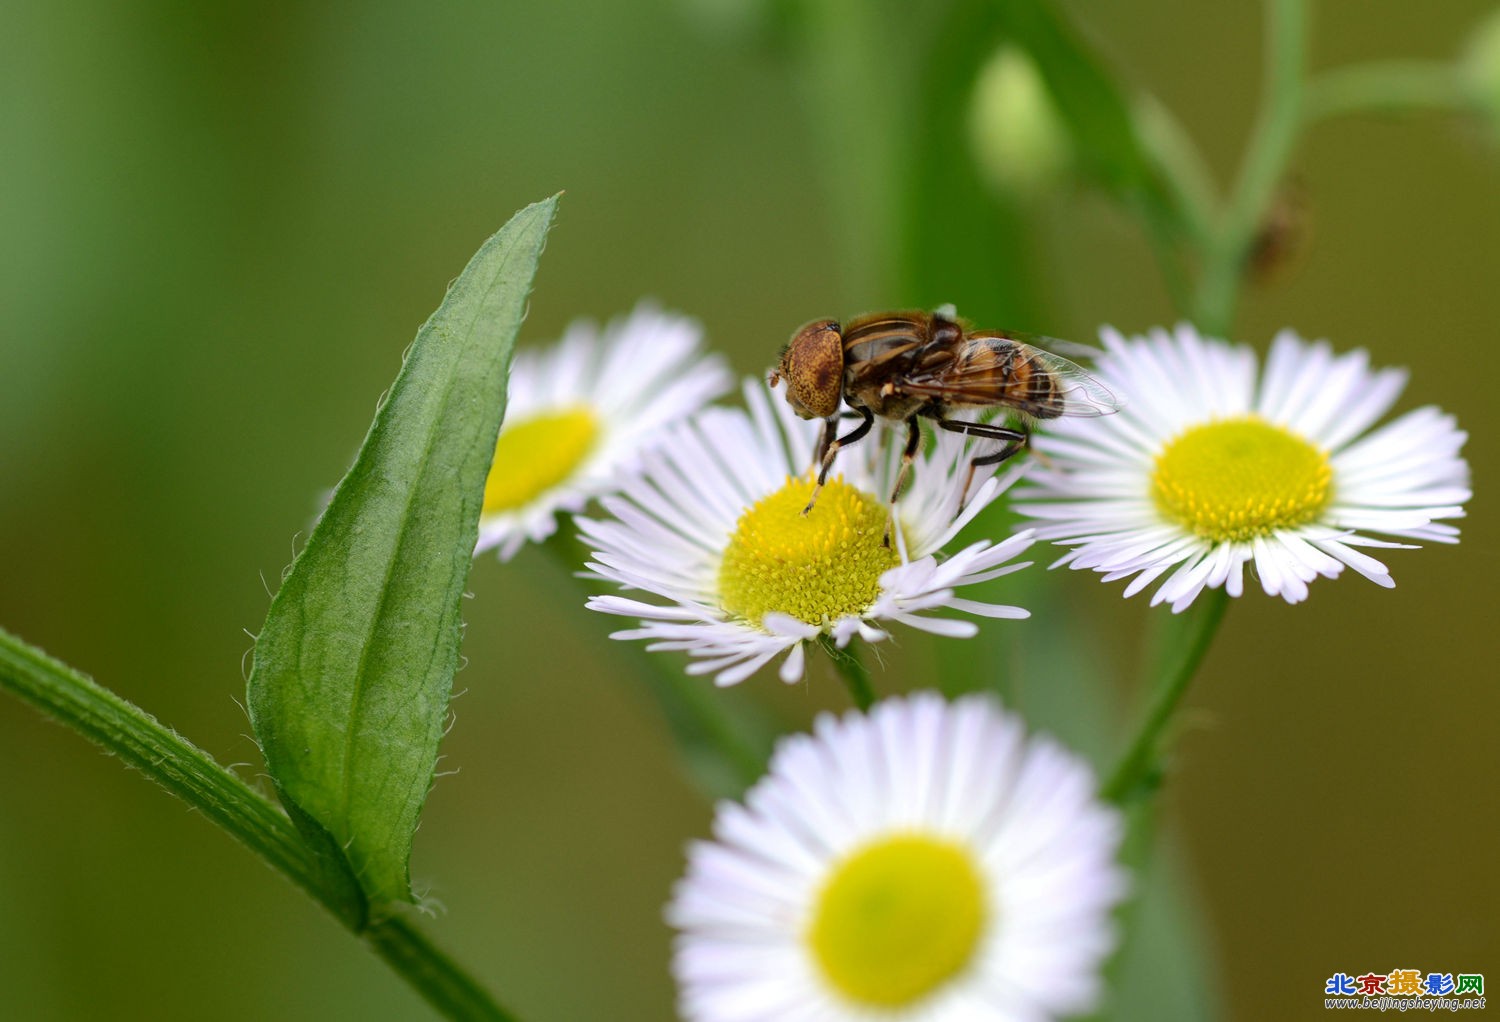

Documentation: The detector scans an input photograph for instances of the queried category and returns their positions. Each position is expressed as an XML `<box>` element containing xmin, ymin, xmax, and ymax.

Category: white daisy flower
<box><xmin>667</xmin><ymin>691</ymin><xmax>1127</xmax><ymax>1022</ymax></box>
<box><xmin>476</xmin><ymin>302</ymin><xmax>730</xmax><ymax>560</ymax></box>
<box><xmin>1015</xmin><ymin>324</ymin><xmax>1471</xmax><ymax>611</ymax></box>
<box><xmin>578</xmin><ymin>380</ymin><xmax>1038</xmax><ymax>686</ymax></box>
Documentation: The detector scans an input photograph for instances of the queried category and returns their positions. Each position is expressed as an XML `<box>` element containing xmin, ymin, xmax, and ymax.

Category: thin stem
<box><xmin>1134</xmin><ymin>94</ymin><xmax>1221</xmax><ymax>253</ymax></box>
<box><xmin>1136</xmin><ymin>199</ymin><xmax>1196</xmax><ymax>314</ymax></box>
<box><xmin>1194</xmin><ymin>0</ymin><xmax>1306</xmax><ymax>335</ymax></box>
<box><xmin>1075</xmin><ymin>797</ymin><xmax>1160</xmax><ymax>1022</ymax></box>
<box><xmin>366</xmin><ymin>916</ymin><xmax>519</xmax><ymax>1022</ymax></box>
<box><xmin>1303</xmin><ymin>61</ymin><xmax>1466</xmax><ymax>124</ymax></box>
<box><xmin>820</xmin><ymin>635</ymin><xmax>875</xmax><ymax>711</ymax></box>
<box><xmin>0</xmin><ymin>628</ymin><xmax>328</xmax><ymax>903</ymax></box>
<box><xmin>1119</xmin><ymin>101</ymin><xmax>1203</xmax><ymax>313</ymax></box>
<box><xmin>0</xmin><ymin>627</ymin><xmax>517</xmax><ymax>1022</ymax></box>
<box><xmin>1101</xmin><ymin>589</ymin><xmax>1229</xmax><ymax>804</ymax></box>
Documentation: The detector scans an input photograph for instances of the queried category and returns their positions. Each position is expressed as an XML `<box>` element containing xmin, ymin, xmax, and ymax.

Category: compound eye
<box><xmin>782</xmin><ymin>319</ymin><xmax>843</xmax><ymax>419</ymax></box>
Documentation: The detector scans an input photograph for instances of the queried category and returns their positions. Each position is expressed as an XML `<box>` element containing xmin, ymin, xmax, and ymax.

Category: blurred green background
<box><xmin>2</xmin><ymin>0</ymin><xmax>1496</xmax><ymax>1019</ymax></box>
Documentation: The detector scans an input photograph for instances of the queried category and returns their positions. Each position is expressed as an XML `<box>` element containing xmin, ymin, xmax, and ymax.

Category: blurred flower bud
<box><xmin>967</xmin><ymin>45</ymin><xmax>1073</xmax><ymax>201</ymax></box>
<box><xmin>1461</xmin><ymin>7</ymin><xmax>1500</xmax><ymax>130</ymax></box>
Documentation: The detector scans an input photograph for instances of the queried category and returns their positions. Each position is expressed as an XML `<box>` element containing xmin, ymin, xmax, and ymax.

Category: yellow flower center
<box><xmin>1151</xmin><ymin>416</ymin><xmax>1333</xmax><ymax>542</ymax></box>
<box><xmin>717</xmin><ymin>476</ymin><xmax>897</xmax><ymax>628</ymax></box>
<box><xmin>482</xmin><ymin>407</ymin><xmax>600</xmax><ymax>516</ymax></box>
<box><xmin>807</xmin><ymin>834</ymin><xmax>988</xmax><ymax>1007</ymax></box>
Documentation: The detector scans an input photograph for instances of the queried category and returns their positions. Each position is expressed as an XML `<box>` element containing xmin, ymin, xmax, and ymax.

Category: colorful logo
<box><xmin>1324</xmin><ymin>970</ymin><xmax>1484</xmax><ymax>1011</ymax></box>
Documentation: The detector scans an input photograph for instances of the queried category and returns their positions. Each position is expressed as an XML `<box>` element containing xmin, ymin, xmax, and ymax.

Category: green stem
<box><xmin>1134</xmin><ymin>95</ymin><xmax>1220</xmax><ymax>253</ymax></box>
<box><xmin>1303</xmin><ymin>61</ymin><xmax>1466</xmax><ymax>124</ymax></box>
<box><xmin>0</xmin><ymin>627</ymin><xmax>321</xmax><ymax>896</ymax></box>
<box><xmin>1136</xmin><ymin>199</ymin><xmax>1197</xmax><ymax>314</ymax></box>
<box><xmin>1130</xmin><ymin>98</ymin><xmax>1216</xmax><ymax>314</ymax></box>
<box><xmin>0</xmin><ymin>627</ymin><xmax>517</xmax><ymax>1022</ymax></box>
<box><xmin>1101</xmin><ymin>589</ymin><xmax>1229</xmax><ymax>804</ymax></box>
<box><xmin>365</xmin><ymin>916</ymin><xmax>516</xmax><ymax>1022</ymax></box>
<box><xmin>820</xmin><ymin>635</ymin><xmax>875</xmax><ymax>711</ymax></box>
<box><xmin>1194</xmin><ymin>0</ymin><xmax>1306</xmax><ymax>335</ymax></box>
<box><xmin>1074</xmin><ymin>797</ymin><xmax>1159</xmax><ymax>1022</ymax></box>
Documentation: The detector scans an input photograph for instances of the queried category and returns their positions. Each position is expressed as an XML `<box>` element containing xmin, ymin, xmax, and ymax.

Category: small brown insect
<box><xmin>1246</xmin><ymin>177</ymin><xmax>1310</xmax><ymax>286</ymax></box>
<box><xmin>769</xmin><ymin>306</ymin><xmax>1120</xmax><ymax>515</ymax></box>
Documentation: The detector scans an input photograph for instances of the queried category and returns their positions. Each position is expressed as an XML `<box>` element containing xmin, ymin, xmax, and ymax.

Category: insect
<box><xmin>769</xmin><ymin>306</ymin><xmax>1121</xmax><ymax>515</ymax></box>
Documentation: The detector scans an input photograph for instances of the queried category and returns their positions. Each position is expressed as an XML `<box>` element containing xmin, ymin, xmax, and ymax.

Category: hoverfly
<box><xmin>769</xmin><ymin>306</ymin><xmax>1120</xmax><ymax>514</ymax></box>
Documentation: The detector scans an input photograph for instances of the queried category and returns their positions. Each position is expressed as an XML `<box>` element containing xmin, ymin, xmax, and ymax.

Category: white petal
<box><xmin>1015</xmin><ymin>325</ymin><xmax>1468</xmax><ymax>606</ymax></box>
<box><xmin>585</xmin><ymin>378</ymin><xmax>1037</xmax><ymax>685</ymax></box>
<box><xmin>476</xmin><ymin>302</ymin><xmax>729</xmax><ymax>559</ymax></box>
<box><xmin>668</xmin><ymin>695</ymin><xmax>1124</xmax><ymax>1021</ymax></box>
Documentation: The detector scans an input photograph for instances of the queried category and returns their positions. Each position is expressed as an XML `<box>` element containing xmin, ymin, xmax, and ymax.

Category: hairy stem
<box><xmin>1194</xmin><ymin>0</ymin><xmax>1306</xmax><ymax>335</ymax></box>
<box><xmin>366</xmin><ymin>915</ymin><xmax>518</xmax><ymax>1022</ymax></box>
<box><xmin>0</xmin><ymin>627</ymin><xmax>517</xmax><ymax>1021</ymax></box>
<box><xmin>820</xmin><ymin>634</ymin><xmax>876</xmax><ymax>711</ymax></box>
<box><xmin>1101</xmin><ymin>590</ymin><xmax>1230</xmax><ymax>804</ymax></box>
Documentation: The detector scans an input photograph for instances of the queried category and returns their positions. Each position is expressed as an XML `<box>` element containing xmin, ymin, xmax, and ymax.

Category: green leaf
<box><xmin>998</xmin><ymin>0</ymin><xmax>1190</xmax><ymax>269</ymax></box>
<box><xmin>901</xmin><ymin>0</ymin><xmax>1044</xmax><ymax>322</ymax></box>
<box><xmin>0</xmin><ymin>627</ymin><xmax>343</xmax><ymax>915</ymax></box>
<box><xmin>957</xmin><ymin>0</ymin><xmax>1203</xmax><ymax>314</ymax></box>
<box><xmin>0</xmin><ymin>624</ymin><xmax>523</xmax><ymax>1015</ymax></box>
<box><xmin>248</xmin><ymin>196</ymin><xmax>559</xmax><ymax>910</ymax></box>
<box><xmin>1000</xmin><ymin>0</ymin><xmax>1152</xmax><ymax>195</ymax></box>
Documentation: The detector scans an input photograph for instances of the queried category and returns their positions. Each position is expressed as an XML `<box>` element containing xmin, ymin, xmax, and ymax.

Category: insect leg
<box><xmin>813</xmin><ymin>416</ymin><xmax>838</xmax><ymax>469</ymax></box>
<box><xmin>805</xmin><ymin>407</ymin><xmax>875</xmax><ymax>514</ymax></box>
<box><xmin>889</xmin><ymin>417</ymin><xmax>922</xmax><ymax>504</ymax></box>
<box><xmin>881</xmin><ymin>417</ymin><xmax>923</xmax><ymax>547</ymax></box>
<box><xmin>936</xmin><ymin>418</ymin><xmax>1029</xmax><ymax>507</ymax></box>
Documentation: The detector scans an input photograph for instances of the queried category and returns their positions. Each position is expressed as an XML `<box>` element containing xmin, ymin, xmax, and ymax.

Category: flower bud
<box><xmin>967</xmin><ymin>46</ymin><xmax>1072</xmax><ymax>200</ymax></box>
<box><xmin>1461</xmin><ymin>7</ymin><xmax>1500</xmax><ymax>131</ymax></box>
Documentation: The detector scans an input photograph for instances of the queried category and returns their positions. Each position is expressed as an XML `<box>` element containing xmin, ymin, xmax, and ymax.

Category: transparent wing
<box><xmin>1013</xmin><ymin>342</ymin><xmax>1123</xmax><ymax>417</ymax></box>
<box><xmin>899</xmin><ymin>331</ymin><xmax>1123</xmax><ymax>418</ymax></box>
